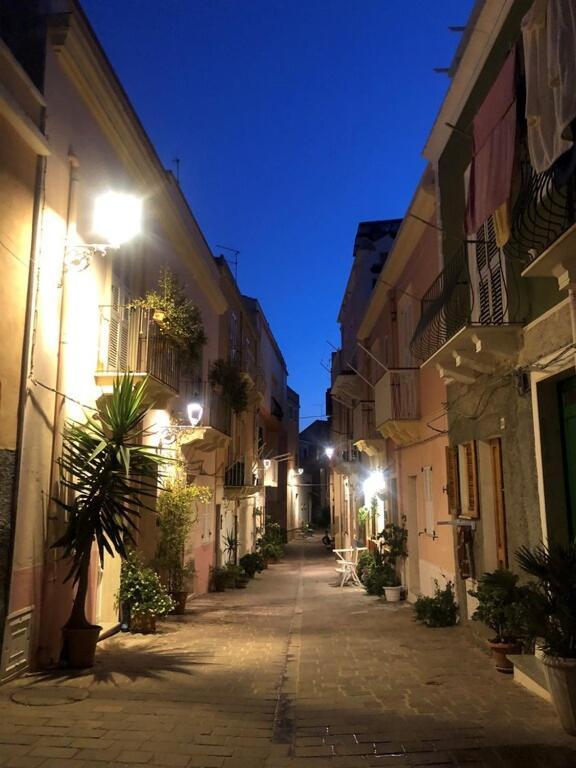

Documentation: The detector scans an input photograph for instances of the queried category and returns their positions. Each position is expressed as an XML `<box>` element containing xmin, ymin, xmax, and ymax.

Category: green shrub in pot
<box><xmin>516</xmin><ymin>543</ymin><xmax>576</xmax><ymax>734</ymax></box>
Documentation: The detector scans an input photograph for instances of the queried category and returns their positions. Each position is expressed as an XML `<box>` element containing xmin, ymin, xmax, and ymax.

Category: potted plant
<box><xmin>468</xmin><ymin>569</ymin><xmax>529</xmax><ymax>673</ymax></box>
<box><xmin>52</xmin><ymin>376</ymin><xmax>166</xmax><ymax>668</ymax></box>
<box><xmin>211</xmin><ymin>566</ymin><xmax>228</xmax><ymax>592</ymax></box>
<box><xmin>378</xmin><ymin>521</ymin><xmax>408</xmax><ymax>601</ymax></box>
<box><xmin>239</xmin><ymin>552</ymin><xmax>264</xmax><ymax>578</ymax></box>
<box><xmin>156</xmin><ymin>479</ymin><xmax>212</xmax><ymax>614</ymax></box>
<box><xmin>129</xmin><ymin>268</ymin><xmax>206</xmax><ymax>366</ymax></box>
<box><xmin>118</xmin><ymin>552</ymin><xmax>174</xmax><ymax>633</ymax></box>
<box><xmin>516</xmin><ymin>542</ymin><xmax>576</xmax><ymax>734</ymax></box>
<box><xmin>414</xmin><ymin>581</ymin><xmax>459</xmax><ymax>627</ymax></box>
<box><xmin>223</xmin><ymin>529</ymin><xmax>238</xmax><ymax>565</ymax></box>
<box><xmin>208</xmin><ymin>359</ymin><xmax>249</xmax><ymax>414</ymax></box>
<box><xmin>361</xmin><ymin>550</ymin><xmax>394</xmax><ymax>597</ymax></box>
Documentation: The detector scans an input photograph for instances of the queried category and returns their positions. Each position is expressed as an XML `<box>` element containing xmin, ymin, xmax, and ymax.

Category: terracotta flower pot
<box><xmin>130</xmin><ymin>614</ymin><xmax>156</xmax><ymax>634</ymax></box>
<box><xmin>170</xmin><ymin>591</ymin><xmax>189</xmax><ymax>615</ymax></box>
<box><xmin>543</xmin><ymin>656</ymin><xmax>576</xmax><ymax>735</ymax></box>
<box><xmin>488</xmin><ymin>640</ymin><xmax>521</xmax><ymax>673</ymax></box>
<box><xmin>62</xmin><ymin>624</ymin><xmax>101</xmax><ymax>669</ymax></box>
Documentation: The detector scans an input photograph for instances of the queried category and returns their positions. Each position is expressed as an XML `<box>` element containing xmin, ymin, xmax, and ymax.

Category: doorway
<box><xmin>559</xmin><ymin>376</ymin><xmax>576</xmax><ymax>539</ymax></box>
<box><xmin>405</xmin><ymin>475</ymin><xmax>420</xmax><ymax>597</ymax></box>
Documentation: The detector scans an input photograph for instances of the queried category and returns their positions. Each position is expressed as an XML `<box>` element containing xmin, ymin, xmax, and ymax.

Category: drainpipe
<box><xmin>46</xmin><ymin>151</ymin><xmax>79</xmax><ymax>557</ymax></box>
<box><xmin>2</xmin><ymin>153</ymin><xmax>48</xmax><ymax>657</ymax></box>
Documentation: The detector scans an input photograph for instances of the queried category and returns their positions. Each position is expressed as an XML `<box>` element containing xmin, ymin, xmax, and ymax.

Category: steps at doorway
<box><xmin>509</xmin><ymin>654</ymin><xmax>551</xmax><ymax>703</ymax></box>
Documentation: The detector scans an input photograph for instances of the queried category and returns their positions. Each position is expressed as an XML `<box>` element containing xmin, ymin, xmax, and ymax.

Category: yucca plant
<box><xmin>53</xmin><ymin>376</ymin><xmax>167</xmax><ymax>634</ymax></box>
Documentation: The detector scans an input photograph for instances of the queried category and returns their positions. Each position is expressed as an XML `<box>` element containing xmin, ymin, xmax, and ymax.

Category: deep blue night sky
<box><xmin>81</xmin><ymin>0</ymin><xmax>474</xmax><ymax>425</ymax></box>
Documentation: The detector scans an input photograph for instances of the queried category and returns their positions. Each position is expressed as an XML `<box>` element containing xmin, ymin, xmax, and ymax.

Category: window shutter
<box><xmin>108</xmin><ymin>281</ymin><xmax>130</xmax><ymax>372</ymax></box>
<box><xmin>474</xmin><ymin>216</ymin><xmax>506</xmax><ymax>325</ymax></box>
<box><xmin>422</xmin><ymin>466</ymin><xmax>434</xmax><ymax>533</ymax></box>
<box><xmin>464</xmin><ymin>441</ymin><xmax>479</xmax><ymax>518</ymax></box>
<box><xmin>445</xmin><ymin>446</ymin><xmax>461</xmax><ymax>516</ymax></box>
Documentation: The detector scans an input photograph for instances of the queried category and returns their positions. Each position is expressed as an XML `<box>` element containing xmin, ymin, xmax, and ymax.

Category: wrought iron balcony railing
<box><xmin>224</xmin><ymin>456</ymin><xmax>261</xmax><ymax>488</ymax></box>
<box><xmin>97</xmin><ymin>306</ymin><xmax>180</xmax><ymax>393</ymax></box>
<box><xmin>505</xmin><ymin>148</ymin><xmax>576</xmax><ymax>266</ymax></box>
<box><xmin>409</xmin><ymin>246</ymin><xmax>472</xmax><ymax>363</ymax></box>
<box><xmin>409</xmin><ymin>235</ymin><xmax>521</xmax><ymax>364</ymax></box>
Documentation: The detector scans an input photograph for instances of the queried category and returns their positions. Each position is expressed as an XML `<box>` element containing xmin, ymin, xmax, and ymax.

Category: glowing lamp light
<box><xmin>363</xmin><ymin>470</ymin><xmax>386</xmax><ymax>501</ymax></box>
<box><xmin>297</xmin><ymin>467</ymin><xmax>304</xmax><ymax>475</ymax></box>
<box><xmin>324</xmin><ymin>446</ymin><xmax>334</xmax><ymax>460</ymax></box>
<box><xmin>93</xmin><ymin>191</ymin><xmax>142</xmax><ymax>247</ymax></box>
<box><xmin>263</xmin><ymin>459</ymin><xmax>272</xmax><ymax>470</ymax></box>
<box><xmin>187</xmin><ymin>402</ymin><xmax>203</xmax><ymax>427</ymax></box>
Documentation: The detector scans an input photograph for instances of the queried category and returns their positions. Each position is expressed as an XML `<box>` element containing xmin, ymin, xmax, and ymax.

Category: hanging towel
<box><xmin>522</xmin><ymin>0</ymin><xmax>576</xmax><ymax>173</ymax></box>
<box><xmin>465</xmin><ymin>49</ymin><xmax>517</xmax><ymax>236</ymax></box>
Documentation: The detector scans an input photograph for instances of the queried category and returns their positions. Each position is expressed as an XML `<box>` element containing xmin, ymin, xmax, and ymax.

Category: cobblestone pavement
<box><xmin>1</xmin><ymin>539</ymin><xmax>576</xmax><ymax>767</ymax></box>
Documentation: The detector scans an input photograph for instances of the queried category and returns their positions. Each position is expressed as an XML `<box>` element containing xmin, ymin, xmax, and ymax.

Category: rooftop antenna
<box><xmin>215</xmin><ymin>244</ymin><xmax>240</xmax><ymax>281</ymax></box>
<box><xmin>173</xmin><ymin>157</ymin><xmax>181</xmax><ymax>184</ymax></box>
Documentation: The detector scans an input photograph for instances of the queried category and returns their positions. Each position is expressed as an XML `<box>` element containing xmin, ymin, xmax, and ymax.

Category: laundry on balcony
<box><xmin>465</xmin><ymin>48</ymin><xmax>517</xmax><ymax>238</ymax></box>
<box><xmin>522</xmin><ymin>0</ymin><xmax>576</xmax><ymax>174</ymax></box>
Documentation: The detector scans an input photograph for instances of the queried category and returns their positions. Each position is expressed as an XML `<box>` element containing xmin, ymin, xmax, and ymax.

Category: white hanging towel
<box><xmin>522</xmin><ymin>0</ymin><xmax>576</xmax><ymax>173</ymax></box>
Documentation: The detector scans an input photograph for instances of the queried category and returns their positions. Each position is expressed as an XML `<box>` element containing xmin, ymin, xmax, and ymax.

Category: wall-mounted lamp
<box><xmin>263</xmin><ymin>459</ymin><xmax>272</xmax><ymax>470</ymax></box>
<box><xmin>67</xmin><ymin>191</ymin><xmax>142</xmax><ymax>270</ymax></box>
<box><xmin>187</xmin><ymin>402</ymin><xmax>204</xmax><ymax>427</ymax></box>
<box><xmin>324</xmin><ymin>446</ymin><xmax>334</xmax><ymax>460</ymax></box>
<box><xmin>363</xmin><ymin>469</ymin><xmax>386</xmax><ymax>501</ymax></box>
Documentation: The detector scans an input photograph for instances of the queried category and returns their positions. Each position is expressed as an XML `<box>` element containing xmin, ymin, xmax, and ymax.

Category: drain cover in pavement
<box><xmin>11</xmin><ymin>687</ymin><xmax>89</xmax><ymax>706</ymax></box>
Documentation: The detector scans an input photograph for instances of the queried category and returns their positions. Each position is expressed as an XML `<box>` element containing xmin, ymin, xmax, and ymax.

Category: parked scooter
<box><xmin>322</xmin><ymin>530</ymin><xmax>334</xmax><ymax>550</ymax></box>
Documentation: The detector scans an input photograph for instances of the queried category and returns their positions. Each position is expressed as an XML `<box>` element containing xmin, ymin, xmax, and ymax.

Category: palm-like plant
<box><xmin>516</xmin><ymin>542</ymin><xmax>576</xmax><ymax>658</ymax></box>
<box><xmin>53</xmin><ymin>376</ymin><xmax>166</xmax><ymax>631</ymax></box>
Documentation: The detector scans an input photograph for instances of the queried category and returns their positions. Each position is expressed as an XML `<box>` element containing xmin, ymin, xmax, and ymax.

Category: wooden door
<box><xmin>489</xmin><ymin>438</ymin><xmax>508</xmax><ymax>568</ymax></box>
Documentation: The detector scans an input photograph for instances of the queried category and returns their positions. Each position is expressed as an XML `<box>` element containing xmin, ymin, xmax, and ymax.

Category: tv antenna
<box><xmin>173</xmin><ymin>157</ymin><xmax>181</xmax><ymax>184</ymax></box>
<box><xmin>215</xmin><ymin>244</ymin><xmax>240</xmax><ymax>281</ymax></box>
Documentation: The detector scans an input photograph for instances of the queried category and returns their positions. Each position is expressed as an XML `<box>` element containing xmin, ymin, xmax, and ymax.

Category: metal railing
<box><xmin>375</xmin><ymin>369</ymin><xmax>419</xmax><ymax>426</ymax></box>
<box><xmin>352</xmin><ymin>401</ymin><xmax>380</xmax><ymax>442</ymax></box>
<box><xmin>409</xmin><ymin>242</ymin><xmax>517</xmax><ymax>363</ymax></box>
<box><xmin>98</xmin><ymin>306</ymin><xmax>180</xmax><ymax>392</ymax></box>
<box><xmin>409</xmin><ymin>246</ymin><xmax>472</xmax><ymax>362</ymax></box>
<box><xmin>506</xmin><ymin>147</ymin><xmax>576</xmax><ymax>266</ymax></box>
<box><xmin>224</xmin><ymin>456</ymin><xmax>261</xmax><ymax>488</ymax></box>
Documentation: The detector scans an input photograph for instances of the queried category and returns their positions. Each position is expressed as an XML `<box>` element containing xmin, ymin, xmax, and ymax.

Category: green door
<box><xmin>559</xmin><ymin>376</ymin><xmax>576</xmax><ymax>539</ymax></box>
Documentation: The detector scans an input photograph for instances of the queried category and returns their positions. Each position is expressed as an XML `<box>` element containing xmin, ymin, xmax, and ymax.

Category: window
<box><xmin>447</xmin><ymin>442</ymin><xmax>479</xmax><ymax>518</ymax></box>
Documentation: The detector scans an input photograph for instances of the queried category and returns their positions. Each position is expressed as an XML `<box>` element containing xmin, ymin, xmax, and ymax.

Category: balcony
<box><xmin>332</xmin><ymin>442</ymin><xmax>362</xmax><ymax>477</ymax></box>
<box><xmin>506</xmin><ymin>150</ymin><xmax>576</xmax><ymax>286</ymax></box>
<box><xmin>409</xmin><ymin>243</ymin><xmax>522</xmax><ymax>384</ymax></box>
<box><xmin>95</xmin><ymin>306</ymin><xmax>180</xmax><ymax>403</ymax></box>
<box><xmin>230</xmin><ymin>340</ymin><xmax>263</xmax><ymax>403</ymax></box>
<box><xmin>223</xmin><ymin>456</ymin><xmax>262</xmax><ymax>499</ymax></box>
<box><xmin>375</xmin><ymin>370</ymin><xmax>420</xmax><ymax>445</ymax></box>
<box><xmin>180</xmin><ymin>389</ymin><xmax>232</xmax><ymax>454</ymax></box>
<box><xmin>331</xmin><ymin>349</ymin><xmax>362</xmax><ymax>400</ymax></box>
<box><xmin>352</xmin><ymin>401</ymin><xmax>386</xmax><ymax>457</ymax></box>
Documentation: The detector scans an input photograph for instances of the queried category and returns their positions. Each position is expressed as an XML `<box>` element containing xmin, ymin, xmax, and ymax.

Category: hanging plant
<box><xmin>208</xmin><ymin>359</ymin><xmax>249</xmax><ymax>414</ymax></box>
<box><xmin>129</xmin><ymin>268</ymin><xmax>207</xmax><ymax>365</ymax></box>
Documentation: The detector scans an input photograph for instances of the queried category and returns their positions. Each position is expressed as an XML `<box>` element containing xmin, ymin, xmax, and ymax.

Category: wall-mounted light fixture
<box><xmin>324</xmin><ymin>446</ymin><xmax>334</xmax><ymax>460</ymax></box>
<box><xmin>263</xmin><ymin>459</ymin><xmax>272</xmax><ymax>470</ymax></box>
<box><xmin>187</xmin><ymin>402</ymin><xmax>204</xmax><ymax>427</ymax></box>
<box><xmin>67</xmin><ymin>191</ymin><xmax>142</xmax><ymax>270</ymax></box>
<box><xmin>363</xmin><ymin>469</ymin><xmax>386</xmax><ymax>502</ymax></box>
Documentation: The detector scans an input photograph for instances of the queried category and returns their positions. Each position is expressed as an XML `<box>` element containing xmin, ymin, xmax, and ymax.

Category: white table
<box><xmin>334</xmin><ymin>547</ymin><xmax>368</xmax><ymax>588</ymax></box>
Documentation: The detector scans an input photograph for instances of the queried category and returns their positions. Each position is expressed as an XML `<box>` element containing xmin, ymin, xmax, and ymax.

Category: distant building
<box><xmin>299</xmin><ymin>419</ymin><xmax>331</xmax><ymax>528</ymax></box>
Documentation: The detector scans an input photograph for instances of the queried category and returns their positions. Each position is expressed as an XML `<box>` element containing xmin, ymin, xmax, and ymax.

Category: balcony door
<box><xmin>469</xmin><ymin>215</ymin><xmax>507</xmax><ymax>326</ymax></box>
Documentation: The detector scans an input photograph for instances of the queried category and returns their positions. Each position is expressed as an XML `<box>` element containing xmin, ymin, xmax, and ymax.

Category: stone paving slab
<box><xmin>0</xmin><ymin>540</ymin><xmax>575</xmax><ymax>767</ymax></box>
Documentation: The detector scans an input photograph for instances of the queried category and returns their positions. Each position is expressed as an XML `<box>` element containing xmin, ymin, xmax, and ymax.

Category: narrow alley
<box><xmin>1</xmin><ymin>538</ymin><xmax>574</xmax><ymax>768</ymax></box>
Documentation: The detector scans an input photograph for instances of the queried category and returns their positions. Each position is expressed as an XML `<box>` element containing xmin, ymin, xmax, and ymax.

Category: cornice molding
<box><xmin>48</xmin><ymin>11</ymin><xmax>227</xmax><ymax>315</ymax></box>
